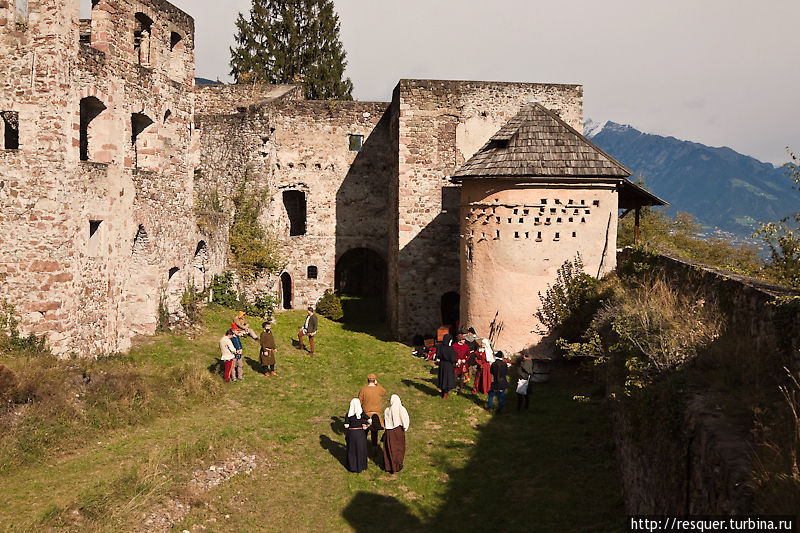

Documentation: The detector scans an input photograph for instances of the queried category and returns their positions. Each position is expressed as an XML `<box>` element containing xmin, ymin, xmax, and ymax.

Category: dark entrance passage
<box><xmin>335</xmin><ymin>248</ymin><xmax>387</xmax><ymax>323</ymax></box>
<box><xmin>441</xmin><ymin>291</ymin><xmax>460</xmax><ymax>329</ymax></box>
<box><xmin>335</xmin><ymin>248</ymin><xmax>386</xmax><ymax>298</ymax></box>
<box><xmin>281</xmin><ymin>272</ymin><xmax>293</xmax><ymax>309</ymax></box>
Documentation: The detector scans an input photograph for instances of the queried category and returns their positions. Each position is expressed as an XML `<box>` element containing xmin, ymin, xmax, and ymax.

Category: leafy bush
<box><xmin>229</xmin><ymin>172</ymin><xmax>282</xmax><ymax>280</ymax></box>
<box><xmin>156</xmin><ymin>292</ymin><xmax>170</xmax><ymax>333</ymax></box>
<box><xmin>316</xmin><ymin>290</ymin><xmax>343</xmax><ymax>321</ymax></box>
<box><xmin>571</xmin><ymin>277</ymin><xmax>723</xmax><ymax>390</ymax></box>
<box><xmin>0</xmin><ymin>300</ymin><xmax>50</xmax><ymax>357</ymax></box>
<box><xmin>246</xmin><ymin>289</ymin><xmax>277</xmax><ymax>319</ymax></box>
<box><xmin>180</xmin><ymin>280</ymin><xmax>201</xmax><ymax>324</ymax></box>
<box><xmin>535</xmin><ymin>254</ymin><xmax>603</xmax><ymax>347</ymax></box>
<box><xmin>210</xmin><ymin>271</ymin><xmax>240</xmax><ymax>309</ymax></box>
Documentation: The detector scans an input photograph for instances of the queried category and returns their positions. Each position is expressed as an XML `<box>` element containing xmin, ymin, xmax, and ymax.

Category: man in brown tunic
<box><xmin>358</xmin><ymin>373</ymin><xmax>387</xmax><ymax>454</ymax></box>
<box><xmin>259</xmin><ymin>322</ymin><xmax>277</xmax><ymax>376</ymax></box>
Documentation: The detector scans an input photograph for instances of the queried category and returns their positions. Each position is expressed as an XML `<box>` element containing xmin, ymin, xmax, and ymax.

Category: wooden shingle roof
<box><xmin>452</xmin><ymin>102</ymin><xmax>632</xmax><ymax>179</ymax></box>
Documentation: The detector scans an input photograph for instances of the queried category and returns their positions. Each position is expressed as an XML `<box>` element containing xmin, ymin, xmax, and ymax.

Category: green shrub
<box><xmin>229</xmin><ymin>172</ymin><xmax>283</xmax><ymax>280</ymax></box>
<box><xmin>535</xmin><ymin>254</ymin><xmax>603</xmax><ymax>347</ymax></box>
<box><xmin>156</xmin><ymin>292</ymin><xmax>170</xmax><ymax>333</ymax></box>
<box><xmin>246</xmin><ymin>289</ymin><xmax>277</xmax><ymax>319</ymax></box>
<box><xmin>316</xmin><ymin>290</ymin><xmax>343</xmax><ymax>321</ymax></box>
<box><xmin>180</xmin><ymin>280</ymin><xmax>201</xmax><ymax>324</ymax></box>
<box><xmin>0</xmin><ymin>300</ymin><xmax>50</xmax><ymax>357</ymax></box>
<box><xmin>211</xmin><ymin>271</ymin><xmax>240</xmax><ymax>309</ymax></box>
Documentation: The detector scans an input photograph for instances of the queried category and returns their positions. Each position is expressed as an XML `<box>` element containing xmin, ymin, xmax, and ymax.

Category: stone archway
<box><xmin>335</xmin><ymin>248</ymin><xmax>386</xmax><ymax>299</ymax></box>
<box><xmin>281</xmin><ymin>272</ymin><xmax>293</xmax><ymax>310</ymax></box>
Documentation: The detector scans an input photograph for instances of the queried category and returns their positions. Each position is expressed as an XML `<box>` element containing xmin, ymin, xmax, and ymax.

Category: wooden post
<box><xmin>634</xmin><ymin>207</ymin><xmax>641</xmax><ymax>245</ymax></box>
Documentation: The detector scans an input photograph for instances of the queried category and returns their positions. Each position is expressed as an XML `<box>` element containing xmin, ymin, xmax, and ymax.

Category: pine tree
<box><xmin>230</xmin><ymin>0</ymin><xmax>353</xmax><ymax>101</ymax></box>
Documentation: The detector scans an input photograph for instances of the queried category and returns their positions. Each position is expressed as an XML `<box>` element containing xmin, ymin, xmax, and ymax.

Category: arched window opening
<box><xmin>170</xmin><ymin>32</ymin><xmax>183</xmax><ymax>52</ymax></box>
<box><xmin>168</xmin><ymin>267</ymin><xmax>179</xmax><ymax>280</ymax></box>
<box><xmin>281</xmin><ymin>272</ymin><xmax>293</xmax><ymax>310</ymax></box>
<box><xmin>283</xmin><ymin>190</ymin><xmax>306</xmax><ymax>236</ymax></box>
<box><xmin>131</xmin><ymin>112</ymin><xmax>155</xmax><ymax>169</ymax></box>
<box><xmin>80</xmin><ymin>96</ymin><xmax>107</xmax><ymax>162</ymax></box>
<box><xmin>163</xmin><ymin>109</ymin><xmax>172</xmax><ymax>123</ymax></box>
<box><xmin>131</xmin><ymin>224</ymin><xmax>150</xmax><ymax>263</ymax></box>
<box><xmin>134</xmin><ymin>12</ymin><xmax>153</xmax><ymax>67</ymax></box>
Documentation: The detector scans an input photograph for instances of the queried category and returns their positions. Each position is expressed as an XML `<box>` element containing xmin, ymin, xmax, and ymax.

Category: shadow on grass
<box><xmin>206</xmin><ymin>361</ymin><xmax>221</xmax><ymax>376</ymax></box>
<box><xmin>342</xmin><ymin>492</ymin><xmax>423</xmax><ymax>533</ymax></box>
<box><xmin>344</xmin><ymin>365</ymin><xmax>624</xmax><ymax>532</ymax></box>
<box><xmin>319</xmin><ymin>434</ymin><xmax>347</xmax><ymax>468</ymax></box>
<box><xmin>244</xmin><ymin>356</ymin><xmax>261</xmax><ymax>373</ymax></box>
<box><xmin>339</xmin><ymin>297</ymin><xmax>395</xmax><ymax>342</ymax></box>
<box><xmin>330</xmin><ymin>416</ymin><xmax>346</xmax><ymax>435</ymax></box>
<box><xmin>400</xmin><ymin>378</ymin><xmax>439</xmax><ymax>397</ymax></box>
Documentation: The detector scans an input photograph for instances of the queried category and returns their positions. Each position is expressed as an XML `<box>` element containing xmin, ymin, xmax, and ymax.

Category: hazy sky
<box><xmin>162</xmin><ymin>0</ymin><xmax>799</xmax><ymax>166</ymax></box>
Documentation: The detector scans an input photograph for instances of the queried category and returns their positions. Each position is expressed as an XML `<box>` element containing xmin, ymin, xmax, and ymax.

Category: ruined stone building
<box><xmin>1</xmin><ymin>0</ymin><xmax>662</xmax><ymax>356</ymax></box>
<box><xmin>0</xmin><ymin>0</ymin><xmax>215</xmax><ymax>356</ymax></box>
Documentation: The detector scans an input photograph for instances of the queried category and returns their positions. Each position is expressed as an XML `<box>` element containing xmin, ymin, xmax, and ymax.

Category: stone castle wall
<box><xmin>1</xmin><ymin>0</ymin><xmax>592</xmax><ymax>354</ymax></box>
<box><xmin>0</xmin><ymin>0</ymin><xmax>215</xmax><ymax>356</ymax></box>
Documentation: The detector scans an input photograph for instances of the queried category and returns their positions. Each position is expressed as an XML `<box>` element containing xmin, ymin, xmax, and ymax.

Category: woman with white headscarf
<box><xmin>381</xmin><ymin>395</ymin><xmax>410</xmax><ymax>473</ymax></box>
<box><xmin>344</xmin><ymin>398</ymin><xmax>370</xmax><ymax>472</ymax></box>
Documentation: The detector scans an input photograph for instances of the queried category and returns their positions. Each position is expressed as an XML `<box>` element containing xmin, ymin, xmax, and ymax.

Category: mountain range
<box><xmin>585</xmin><ymin>120</ymin><xmax>799</xmax><ymax>241</ymax></box>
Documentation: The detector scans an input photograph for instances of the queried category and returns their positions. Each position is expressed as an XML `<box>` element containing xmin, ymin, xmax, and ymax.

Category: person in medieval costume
<box><xmin>343</xmin><ymin>398</ymin><xmax>370</xmax><ymax>473</ymax></box>
<box><xmin>233</xmin><ymin>311</ymin><xmax>259</xmax><ymax>340</ymax></box>
<box><xmin>488</xmin><ymin>351</ymin><xmax>509</xmax><ymax>412</ymax></box>
<box><xmin>517</xmin><ymin>353</ymin><xmax>534</xmax><ymax>411</ymax></box>
<box><xmin>259</xmin><ymin>321</ymin><xmax>277</xmax><ymax>376</ymax></box>
<box><xmin>358</xmin><ymin>373</ymin><xmax>387</xmax><ymax>454</ymax></box>
<box><xmin>436</xmin><ymin>334</ymin><xmax>457</xmax><ymax>398</ymax></box>
<box><xmin>382</xmin><ymin>394</ymin><xmax>410</xmax><ymax>473</ymax></box>
<box><xmin>472</xmin><ymin>338</ymin><xmax>493</xmax><ymax>394</ymax></box>
<box><xmin>453</xmin><ymin>334</ymin><xmax>471</xmax><ymax>393</ymax></box>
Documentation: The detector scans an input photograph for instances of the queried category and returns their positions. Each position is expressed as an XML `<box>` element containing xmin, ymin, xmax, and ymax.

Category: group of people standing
<box><xmin>218</xmin><ymin>312</ymin><xmax>278</xmax><ymax>382</ymax></box>
<box><xmin>436</xmin><ymin>329</ymin><xmax>534</xmax><ymax>412</ymax></box>
<box><xmin>344</xmin><ymin>374</ymin><xmax>410</xmax><ymax>474</ymax></box>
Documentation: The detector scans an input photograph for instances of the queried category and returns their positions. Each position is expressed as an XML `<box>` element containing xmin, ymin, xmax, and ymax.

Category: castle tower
<box><xmin>452</xmin><ymin>103</ymin><xmax>665</xmax><ymax>355</ymax></box>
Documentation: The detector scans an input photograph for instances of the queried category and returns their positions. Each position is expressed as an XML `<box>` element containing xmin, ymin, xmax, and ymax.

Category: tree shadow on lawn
<box><xmin>344</xmin><ymin>364</ymin><xmax>625</xmax><ymax>532</ymax></box>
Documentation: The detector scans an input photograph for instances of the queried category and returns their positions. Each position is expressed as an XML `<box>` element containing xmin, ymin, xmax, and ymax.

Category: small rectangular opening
<box><xmin>348</xmin><ymin>134</ymin><xmax>363</xmax><ymax>151</ymax></box>
<box><xmin>1</xmin><ymin>112</ymin><xmax>19</xmax><ymax>150</ymax></box>
<box><xmin>307</xmin><ymin>265</ymin><xmax>318</xmax><ymax>279</ymax></box>
<box><xmin>593</xmin><ymin>200</ymin><xmax>600</xmax><ymax>206</ymax></box>
<box><xmin>88</xmin><ymin>219</ymin><xmax>102</xmax><ymax>256</ymax></box>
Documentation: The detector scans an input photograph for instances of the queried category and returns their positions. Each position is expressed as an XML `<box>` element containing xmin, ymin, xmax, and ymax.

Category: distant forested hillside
<box><xmin>586</xmin><ymin>121</ymin><xmax>799</xmax><ymax>239</ymax></box>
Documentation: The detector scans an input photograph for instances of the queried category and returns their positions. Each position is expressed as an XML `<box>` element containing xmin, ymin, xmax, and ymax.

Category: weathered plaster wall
<box><xmin>392</xmin><ymin>80</ymin><xmax>584</xmax><ymax>340</ymax></box>
<box><xmin>0</xmin><ymin>0</ymin><xmax>208</xmax><ymax>356</ymax></box>
<box><xmin>459</xmin><ymin>181</ymin><xmax>617</xmax><ymax>354</ymax></box>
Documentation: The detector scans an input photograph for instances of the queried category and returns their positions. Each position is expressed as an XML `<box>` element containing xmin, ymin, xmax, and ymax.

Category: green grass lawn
<box><xmin>0</xmin><ymin>305</ymin><xmax>623</xmax><ymax>532</ymax></box>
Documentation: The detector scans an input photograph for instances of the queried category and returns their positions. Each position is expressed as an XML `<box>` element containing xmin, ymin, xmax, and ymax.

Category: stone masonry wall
<box><xmin>611</xmin><ymin>251</ymin><xmax>800</xmax><ymax>513</ymax></box>
<box><xmin>194</xmin><ymin>91</ymin><xmax>394</xmax><ymax>311</ymax></box>
<box><xmin>0</xmin><ymin>0</ymin><xmax>210</xmax><ymax>356</ymax></box>
<box><xmin>392</xmin><ymin>79</ymin><xmax>583</xmax><ymax>340</ymax></box>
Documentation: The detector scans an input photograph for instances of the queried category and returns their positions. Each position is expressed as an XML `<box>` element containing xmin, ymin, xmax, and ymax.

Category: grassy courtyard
<box><xmin>0</xmin><ymin>305</ymin><xmax>623</xmax><ymax>532</ymax></box>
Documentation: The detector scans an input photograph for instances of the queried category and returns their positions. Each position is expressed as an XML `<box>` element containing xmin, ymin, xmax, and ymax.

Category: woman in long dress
<box><xmin>344</xmin><ymin>398</ymin><xmax>370</xmax><ymax>472</ymax></box>
<box><xmin>436</xmin><ymin>334</ymin><xmax>457</xmax><ymax>398</ymax></box>
<box><xmin>472</xmin><ymin>339</ymin><xmax>493</xmax><ymax>394</ymax></box>
<box><xmin>382</xmin><ymin>395</ymin><xmax>410</xmax><ymax>473</ymax></box>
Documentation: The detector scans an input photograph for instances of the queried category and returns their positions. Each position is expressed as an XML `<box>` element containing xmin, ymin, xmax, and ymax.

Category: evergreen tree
<box><xmin>230</xmin><ymin>0</ymin><xmax>353</xmax><ymax>100</ymax></box>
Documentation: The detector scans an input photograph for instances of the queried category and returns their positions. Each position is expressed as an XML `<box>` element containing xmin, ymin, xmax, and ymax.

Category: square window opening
<box><xmin>348</xmin><ymin>134</ymin><xmax>363</xmax><ymax>151</ymax></box>
<box><xmin>307</xmin><ymin>265</ymin><xmax>318</xmax><ymax>279</ymax></box>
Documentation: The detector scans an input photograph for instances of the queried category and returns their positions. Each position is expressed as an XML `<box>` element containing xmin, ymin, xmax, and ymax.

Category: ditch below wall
<box><xmin>611</xmin><ymin>250</ymin><xmax>800</xmax><ymax>513</ymax></box>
